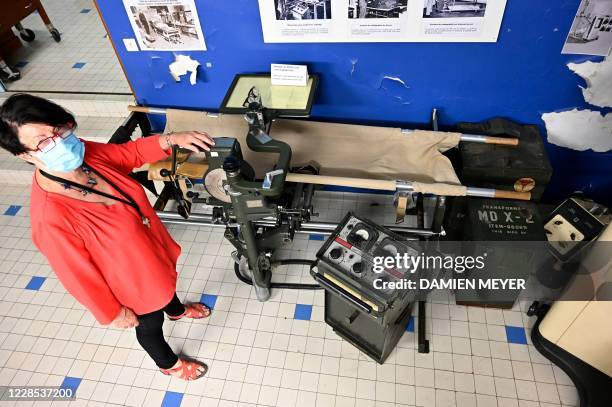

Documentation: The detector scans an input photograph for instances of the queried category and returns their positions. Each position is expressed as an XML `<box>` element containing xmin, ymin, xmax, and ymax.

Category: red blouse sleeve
<box><xmin>85</xmin><ymin>135</ymin><xmax>170</xmax><ymax>174</ymax></box>
<box><xmin>32</xmin><ymin>221</ymin><xmax>123</xmax><ymax>325</ymax></box>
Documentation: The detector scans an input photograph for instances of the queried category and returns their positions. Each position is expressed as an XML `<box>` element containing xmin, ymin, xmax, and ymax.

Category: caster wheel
<box><xmin>527</xmin><ymin>301</ymin><xmax>540</xmax><ymax>317</ymax></box>
<box><xmin>50</xmin><ymin>28</ymin><xmax>61</xmax><ymax>42</ymax></box>
<box><xmin>0</xmin><ymin>65</ymin><xmax>21</xmax><ymax>82</ymax></box>
<box><xmin>19</xmin><ymin>28</ymin><xmax>35</xmax><ymax>42</ymax></box>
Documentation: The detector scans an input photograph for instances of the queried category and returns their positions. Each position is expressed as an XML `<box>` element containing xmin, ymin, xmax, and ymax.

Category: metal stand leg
<box><xmin>34</xmin><ymin>1</ymin><xmax>61</xmax><ymax>42</ymax></box>
<box><xmin>415</xmin><ymin>193</ymin><xmax>430</xmax><ymax>353</ymax></box>
<box><xmin>431</xmin><ymin>196</ymin><xmax>447</xmax><ymax>234</ymax></box>
<box><xmin>222</xmin><ymin>160</ymin><xmax>273</xmax><ymax>302</ymax></box>
<box><xmin>241</xmin><ymin>220</ymin><xmax>271</xmax><ymax>302</ymax></box>
<box><xmin>418</xmin><ymin>301</ymin><xmax>430</xmax><ymax>353</ymax></box>
<box><xmin>413</xmin><ymin>108</ymin><xmax>449</xmax><ymax>353</ymax></box>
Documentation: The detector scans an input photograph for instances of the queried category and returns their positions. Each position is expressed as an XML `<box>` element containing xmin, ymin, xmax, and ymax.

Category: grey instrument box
<box><xmin>311</xmin><ymin>213</ymin><xmax>417</xmax><ymax>364</ymax></box>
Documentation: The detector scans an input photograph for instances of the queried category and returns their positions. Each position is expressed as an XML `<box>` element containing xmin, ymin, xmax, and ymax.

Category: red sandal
<box><xmin>168</xmin><ymin>303</ymin><xmax>211</xmax><ymax>321</ymax></box>
<box><xmin>160</xmin><ymin>359</ymin><xmax>208</xmax><ymax>380</ymax></box>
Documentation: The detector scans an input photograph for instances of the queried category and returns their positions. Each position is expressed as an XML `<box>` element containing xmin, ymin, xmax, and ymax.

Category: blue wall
<box><xmin>96</xmin><ymin>0</ymin><xmax>612</xmax><ymax>204</ymax></box>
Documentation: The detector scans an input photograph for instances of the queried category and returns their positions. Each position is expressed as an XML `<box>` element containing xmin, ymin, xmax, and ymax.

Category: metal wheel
<box><xmin>50</xmin><ymin>28</ymin><xmax>61</xmax><ymax>42</ymax></box>
<box><xmin>19</xmin><ymin>28</ymin><xmax>35</xmax><ymax>42</ymax></box>
<box><xmin>0</xmin><ymin>63</ymin><xmax>21</xmax><ymax>82</ymax></box>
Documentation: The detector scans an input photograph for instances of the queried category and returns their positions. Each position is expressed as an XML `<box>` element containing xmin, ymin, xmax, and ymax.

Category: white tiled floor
<box><xmin>0</xmin><ymin>1</ymin><xmax>580</xmax><ymax>406</ymax></box>
<box><xmin>4</xmin><ymin>0</ymin><xmax>130</xmax><ymax>94</ymax></box>
<box><xmin>0</xmin><ymin>176</ymin><xmax>579</xmax><ymax>407</ymax></box>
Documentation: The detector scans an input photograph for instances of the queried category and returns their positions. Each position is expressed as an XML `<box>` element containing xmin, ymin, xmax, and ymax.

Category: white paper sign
<box><xmin>123</xmin><ymin>38</ymin><xmax>139</xmax><ymax>51</ymax></box>
<box><xmin>271</xmin><ymin>64</ymin><xmax>308</xmax><ymax>86</ymax></box>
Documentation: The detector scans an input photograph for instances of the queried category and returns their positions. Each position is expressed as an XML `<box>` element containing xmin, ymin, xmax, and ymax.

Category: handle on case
<box><xmin>494</xmin><ymin>190</ymin><xmax>531</xmax><ymax>201</ymax></box>
<box><xmin>484</xmin><ymin>136</ymin><xmax>519</xmax><ymax>146</ymax></box>
<box><xmin>312</xmin><ymin>273</ymin><xmax>373</xmax><ymax>314</ymax></box>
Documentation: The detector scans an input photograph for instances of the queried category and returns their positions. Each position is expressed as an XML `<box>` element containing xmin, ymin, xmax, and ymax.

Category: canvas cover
<box><xmin>164</xmin><ymin>109</ymin><xmax>462</xmax><ymax>184</ymax></box>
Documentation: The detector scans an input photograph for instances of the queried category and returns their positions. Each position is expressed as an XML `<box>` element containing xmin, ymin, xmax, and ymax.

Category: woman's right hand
<box><xmin>111</xmin><ymin>306</ymin><xmax>139</xmax><ymax>329</ymax></box>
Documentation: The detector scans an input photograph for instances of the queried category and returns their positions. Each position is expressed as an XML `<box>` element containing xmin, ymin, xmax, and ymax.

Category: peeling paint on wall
<box><xmin>568</xmin><ymin>58</ymin><xmax>612</xmax><ymax>108</ymax></box>
<box><xmin>541</xmin><ymin>56</ymin><xmax>612</xmax><ymax>152</ymax></box>
<box><xmin>543</xmin><ymin>109</ymin><xmax>612</xmax><ymax>152</ymax></box>
<box><xmin>350</xmin><ymin>58</ymin><xmax>358</xmax><ymax>76</ymax></box>
<box><xmin>149</xmin><ymin>55</ymin><xmax>167</xmax><ymax>90</ymax></box>
<box><xmin>169</xmin><ymin>55</ymin><xmax>200</xmax><ymax>85</ymax></box>
<box><xmin>378</xmin><ymin>75</ymin><xmax>411</xmax><ymax>104</ymax></box>
<box><xmin>381</xmin><ymin>75</ymin><xmax>409</xmax><ymax>88</ymax></box>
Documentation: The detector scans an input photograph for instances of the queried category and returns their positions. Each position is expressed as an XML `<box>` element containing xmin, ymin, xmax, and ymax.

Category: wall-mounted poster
<box><xmin>257</xmin><ymin>0</ymin><xmax>507</xmax><ymax>43</ymax></box>
<box><xmin>267</xmin><ymin>0</ymin><xmax>342</xmax><ymax>39</ymax></box>
<box><xmin>123</xmin><ymin>0</ymin><xmax>207</xmax><ymax>51</ymax></box>
<box><xmin>348</xmin><ymin>0</ymin><xmax>410</xmax><ymax>39</ymax></box>
<box><xmin>562</xmin><ymin>0</ymin><xmax>612</xmax><ymax>56</ymax></box>
<box><xmin>421</xmin><ymin>0</ymin><xmax>489</xmax><ymax>38</ymax></box>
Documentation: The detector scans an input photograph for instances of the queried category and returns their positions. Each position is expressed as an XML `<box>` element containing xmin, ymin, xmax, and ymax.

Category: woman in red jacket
<box><xmin>0</xmin><ymin>94</ymin><xmax>214</xmax><ymax>381</ymax></box>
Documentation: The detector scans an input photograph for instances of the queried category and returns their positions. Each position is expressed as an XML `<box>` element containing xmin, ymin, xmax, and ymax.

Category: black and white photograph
<box><xmin>423</xmin><ymin>0</ymin><xmax>487</xmax><ymax>18</ymax></box>
<box><xmin>258</xmin><ymin>0</ymin><xmax>505</xmax><ymax>41</ymax></box>
<box><xmin>562</xmin><ymin>0</ymin><xmax>612</xmax><ymax>56</ymax></box>
<box><xmin>274</xmin><ymin>0</ymin><xmax>332</xmax><ymax>20</ymax></box>
<box><xmin>348</xmin><ymin>0</ymin><xmax>408</xmax><ymax>19</ymax></box>
<box><xmin>123</xmin><ymin>0</ymin><xmax>206</xmax><ymax>51</ymax></box>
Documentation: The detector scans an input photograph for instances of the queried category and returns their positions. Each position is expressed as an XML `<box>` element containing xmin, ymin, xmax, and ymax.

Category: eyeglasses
<box><xmin>35</xmin><ymin>127</ymin><xmax>73</xmax><ymax>153</ymax></box>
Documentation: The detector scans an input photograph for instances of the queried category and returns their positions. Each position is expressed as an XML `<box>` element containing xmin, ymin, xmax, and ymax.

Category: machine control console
<box><xmin>314</xmin><ymin>213</ymin><xmax>420</xmax><ymax>306</ymax></box>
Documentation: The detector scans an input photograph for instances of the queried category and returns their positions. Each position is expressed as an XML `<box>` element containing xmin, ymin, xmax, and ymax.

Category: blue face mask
<box><xmin>35</xmin><ymin>132</ymin><xmax>85</xmax><ymax>172</ymax></box>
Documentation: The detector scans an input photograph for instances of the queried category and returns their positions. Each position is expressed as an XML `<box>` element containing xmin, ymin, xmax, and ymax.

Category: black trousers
<box><xmin>135</xmin><ymin>293</ymin><xmax>186</xmax><ymax>369</ymax></box>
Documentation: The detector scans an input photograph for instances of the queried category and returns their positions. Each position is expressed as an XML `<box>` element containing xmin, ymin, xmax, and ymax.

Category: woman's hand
<box><xmin>111</xmin><ymin>306</ymin><xmax>139</xmax><ymax>329</ymax></box>
<box><xmin>162</xmin><ymin>131</ymin><xmax>215</xmax><ymax>153</ymax></box>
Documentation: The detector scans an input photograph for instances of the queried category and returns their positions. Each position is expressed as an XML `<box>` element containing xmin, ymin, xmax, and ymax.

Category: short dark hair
<box><xmin>0</xmin><ymin>94</ymin><xmax>76</xmax><ymax>155</ymax></box>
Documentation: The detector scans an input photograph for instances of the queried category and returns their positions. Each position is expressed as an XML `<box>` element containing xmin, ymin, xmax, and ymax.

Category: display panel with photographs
<box><xmin>562</xmin><ymin>0</ymin><xmax>612</xmax><ymax>56</ymax></box>
<box><xmin>274</xmin><ymin>0</ymin><xmax>332</xmax><ymax>20</ymax></box>
<box><xmin>348</xmin><ymin>0</ymin><xmax>408</xmax><ymax>19</ymax></box>
<box><xmin>123</xmin><ymin>0</ymin><xmax>207</xmax><ymax>51</ymax></box>
<box><xmin>423</xmin><ymin>0</ymin><xmax>487</xmax><ymax>18</ymax></box>
<box><xmin>257</xmin><ymin>0</ymin><xmax>507</xmax><ymax>42</ymax></box>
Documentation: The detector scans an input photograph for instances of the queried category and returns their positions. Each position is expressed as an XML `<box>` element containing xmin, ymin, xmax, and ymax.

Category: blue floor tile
<box><xmin>309</xmin><ymin>234</ymin><xmax>325</xmax><ymax>241</ymax></box>
<box><xmin>60</xmin><ymin>376</ymin><xmax>81</xmax><ymax>395</ymax></box>
<box><xmin>405</xmin><ymin>316</ymin><xmax>415</xmax><ymax>332</ymax></box>
<box><xmin>161</xmin><ymin>391</ymin><xmax>183</xmax><ymax>407</ymax></box>
<box><xmin>505</xmin><ymin>325</ymin><xmax>528</xmax><ymax>344</ymax></box>
<box><xmin>200</xmin><ymin>294</ymin><xmax>217</xmax><ymax>310</ymax></box>
<box><xmin>294</xmin><ymin>304</ymin><xmax>312</xmax><ymax>320</ymax></box>
<box><xmin>72</xmin><ymin>62</ymin><xmax>86</xmax><ymax>69</ymax></box>
<box><xmin>25</xmin><ymin>276</ymin><xmax>46</xmax><ymax>291</ymax></box>
<box><xmin>3</xmin><ymin>205</ymin><xmax>21</xmax><ymax>216</ymax></box>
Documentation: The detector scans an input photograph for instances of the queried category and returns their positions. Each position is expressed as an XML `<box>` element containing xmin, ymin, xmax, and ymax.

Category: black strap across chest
<box><xmin>39</xmin><ymin>162</ymin><xmax>146</xmax><ymax>221</ymax></box>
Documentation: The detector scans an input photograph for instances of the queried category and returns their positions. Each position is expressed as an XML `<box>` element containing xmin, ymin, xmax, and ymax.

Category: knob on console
<box><xmin>329</xmin><ymin>247</ymin><xmax>343</xmax><ymax>260</ymax></box>
<box><xmin>352</xmin><ymin>262</ymin><xmax>363</xmax><ymax>274</ymax></box>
